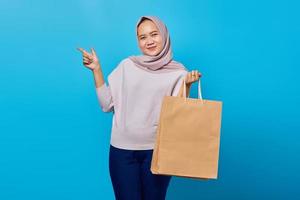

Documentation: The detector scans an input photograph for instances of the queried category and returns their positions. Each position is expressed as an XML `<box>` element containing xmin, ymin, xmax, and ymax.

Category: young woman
<box><xmin>78</xmin><ymin>15</ymin><xmax>201</xmax><ymax>200</ymax></box>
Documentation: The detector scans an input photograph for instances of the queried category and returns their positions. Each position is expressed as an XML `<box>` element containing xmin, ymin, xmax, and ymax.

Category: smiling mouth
<box><xmin>147</xmin><ymin>46</ymin><xmax>156</xmax><ymax>51</ymax></box>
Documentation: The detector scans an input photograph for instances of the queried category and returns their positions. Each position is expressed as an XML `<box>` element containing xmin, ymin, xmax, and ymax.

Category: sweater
<box><xmin>96</xmin><ymin>58</ymin><xmax>188</xmax><ymax>150</ymax></box>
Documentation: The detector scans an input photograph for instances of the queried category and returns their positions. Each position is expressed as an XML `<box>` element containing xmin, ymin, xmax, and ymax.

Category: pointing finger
<box><xmin>79</xmin><ymin>48</ymin><xmax>93</xmax><ymax>58</ymax></box>
<box><xmin>77</xmin><ymin>47</ymin><xmax>86</xmax><ymax>54</ymax></box>
<box><xmin>77</xmin><ymin>47</ymin><xmax>91</xmax><ymax>57</ymax></box>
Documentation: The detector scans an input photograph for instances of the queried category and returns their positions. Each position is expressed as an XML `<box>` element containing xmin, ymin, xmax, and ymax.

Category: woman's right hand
<box><xmin>77</xmin><ymin>47</ymin><xmax>100</xmax><ymax>71</ymax></box>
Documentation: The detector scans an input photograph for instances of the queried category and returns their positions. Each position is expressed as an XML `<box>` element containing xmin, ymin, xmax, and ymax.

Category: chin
<box><xmin>145</xmin><ymin>50</ymin><xmax>160</xmax><ymax>56</ymax></box>
<box><xmin>147</xmin><ymin>52</ymin><xmax>157</xmax><ymax>56</ymax></box>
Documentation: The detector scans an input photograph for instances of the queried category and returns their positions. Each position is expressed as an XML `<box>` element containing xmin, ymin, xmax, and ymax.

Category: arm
<box><xmin>94</xmin><ymin>67</ymin><xmax>114</xmax><ymax>113</ymax></box>
<box><xmin>93</xmin><ymin>67</ymin><xmax>105</xmax><ymax>88</ymax></box>
<box><xmin>77</xmin><ymin>47</ymin><xmax>113</xmax><ymax>112</ymax></box>
<box><xmin>177</xmin><ymin>82</ymin><xmax>191</xmax><ymax>97</ymax></box>
<box><xmin>95</xmin><ymin>84</ymin><xmax>114</xmax><ymax>113</ymax></box>
<box><xmin>177</xmin><ymin>70</ymin><xmax>201</xmax><ymax>97</ymax></box>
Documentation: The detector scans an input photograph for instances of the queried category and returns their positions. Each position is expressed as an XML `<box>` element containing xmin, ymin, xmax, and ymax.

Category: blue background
<box><xmin>1</xmin><ymin>0</ymin><xmax>299</xmax><ymax>199</ymax></box>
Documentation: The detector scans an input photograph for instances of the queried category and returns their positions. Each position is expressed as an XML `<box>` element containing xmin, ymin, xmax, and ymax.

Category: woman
<box><xmin>77</xmin><ymin>15</ymin><xmax>201</xmax><ymax>200</ymax></box>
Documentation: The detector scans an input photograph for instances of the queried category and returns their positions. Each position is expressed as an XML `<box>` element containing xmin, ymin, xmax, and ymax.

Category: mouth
<box><xmin>147</xmin><ymin>46</ymin><xmax>157</xmax><ymax>51</ymax></box>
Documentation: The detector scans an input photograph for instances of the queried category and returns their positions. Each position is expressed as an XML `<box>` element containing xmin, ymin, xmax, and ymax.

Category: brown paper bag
<box><xmin>151</xmin><ymin>79</ymin><xmax>222</xmax><ymax>179</ymax></box>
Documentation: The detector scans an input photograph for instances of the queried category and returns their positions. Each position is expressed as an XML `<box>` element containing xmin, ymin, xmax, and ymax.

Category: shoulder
<box><xmin>108</xmin><ymin>58</ymin><xmax>134</xmax><ymax>80</ymax></box>
<box><xmin>111</xmin><ymin>58</ymin><xmax>131</xmax><ymax>72</ymax></box>
<box><xmin>168</xmin><ymin>60</ymin><xmax>189</xmax><ymax>78</ymax></box>
<box><xmin>171</xmin><ymin>66</ymin><xmax>188</xmax><ymax>82</ymax></box>
<box><xmin>111</xmin><ymin>58</ymin><xmax>135</xmax><ymax>72</ymax></box>
<box><xmin>119</xmin><ymin>57</ymin><xmax>134</xmax><ymax>66</ymax></box>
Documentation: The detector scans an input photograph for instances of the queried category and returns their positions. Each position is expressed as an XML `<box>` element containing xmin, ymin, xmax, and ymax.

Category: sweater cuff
<box><xmin>96</xmin><ymin>83</ymin><xmax>109</xmax><ymax>95</ymax></box>
<box><xmin>95</xmin><ymin>83</ymin><xmax>113</xmax><ymax>112</ymax></box>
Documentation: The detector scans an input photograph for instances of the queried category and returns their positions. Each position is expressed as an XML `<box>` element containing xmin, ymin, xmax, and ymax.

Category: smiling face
<box><xmin>137</xmin><ymin>19</ymin><xmax>164</xmax><ymax>56</ymax></box>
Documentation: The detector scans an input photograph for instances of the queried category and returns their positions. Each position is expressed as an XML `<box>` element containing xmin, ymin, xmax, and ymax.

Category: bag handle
<box><xmin>183</xmin><ymin>78</ymin><xmax>203</xmax><ymax>104</ymax></box>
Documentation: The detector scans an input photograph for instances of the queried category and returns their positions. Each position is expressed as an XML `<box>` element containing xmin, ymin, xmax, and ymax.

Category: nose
<box><xmin>145</xmin><ymin>38</ymin><xmax>155</xmax><ymax>46</ymax></box>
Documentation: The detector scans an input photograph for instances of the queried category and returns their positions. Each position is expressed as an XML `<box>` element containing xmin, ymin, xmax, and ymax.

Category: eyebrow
<box><xmin>138</xmin><ymin>31</ymin><xmax>158</xmax><ymax>37</ymax></box>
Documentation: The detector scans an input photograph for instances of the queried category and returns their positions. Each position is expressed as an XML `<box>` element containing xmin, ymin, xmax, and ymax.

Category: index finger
<box><xmin>77</xmin><ymin>47</ymin><xmax>88</xmax><ymax>54</ymax></box>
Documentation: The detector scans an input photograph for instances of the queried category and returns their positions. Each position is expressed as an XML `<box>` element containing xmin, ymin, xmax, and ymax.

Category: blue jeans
<box><xmin>109</xmin><ymin>144</ymin><xmax>172</xmax><ymax>200</ymax></box>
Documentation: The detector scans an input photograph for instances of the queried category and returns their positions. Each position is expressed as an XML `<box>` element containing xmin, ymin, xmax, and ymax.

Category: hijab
<box><xmin>128</xmin><ymin>15</ymin><xmax>187</xmax><ymax>73</ymax></box>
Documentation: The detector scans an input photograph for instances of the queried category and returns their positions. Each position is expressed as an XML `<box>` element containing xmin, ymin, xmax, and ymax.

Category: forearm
<box><xmin>177</xmin><ymin>82</ymin><xmax>191</xmax><ymax>97</ymax></box>
<box><xmin>93</xmin><ymin>66</ymin><xmax>105</xmax><ymax>88</ymax></box>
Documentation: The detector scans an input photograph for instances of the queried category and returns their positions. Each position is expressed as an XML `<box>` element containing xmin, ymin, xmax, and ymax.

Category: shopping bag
<box><xmin>151</xmin><ymin>79</ymin><xmax>222</xmax><ymax>179</ymax></box>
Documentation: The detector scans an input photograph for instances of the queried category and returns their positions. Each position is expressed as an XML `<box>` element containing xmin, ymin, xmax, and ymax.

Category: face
<box><xmin>137</xmin><ymin>19</ymin><xmax>164</xmax><ymax>56</ymax></box>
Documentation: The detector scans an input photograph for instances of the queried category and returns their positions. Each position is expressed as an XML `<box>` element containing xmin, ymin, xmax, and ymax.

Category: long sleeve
<box><xmin>171</xmin><ymin>71</ymin><xmax>188</xmax><ymax>96</ymax></box>
<box><xmin>100</xmin><ymin>58</ymin><xmax>190</xmax><ymax>150</ymax></box>
<box><xmin>95</xmin><ymin>83</ymin><xmax>114</xmax><ymax>113</ymax></box>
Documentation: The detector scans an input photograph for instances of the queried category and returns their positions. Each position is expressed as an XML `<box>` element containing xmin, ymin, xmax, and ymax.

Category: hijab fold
<box><xmin>128</xmin><ymin>16</ymin><xmax>187</xmax><ymax>73</ymax></box>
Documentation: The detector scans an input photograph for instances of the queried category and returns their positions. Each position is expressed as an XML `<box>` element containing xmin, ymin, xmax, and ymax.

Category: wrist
<box><xmin>185</xmin><ymin>82</ymin><xmax>192</xmax><ymax>88</ymax></box>
<box><xmin>93</xmin><ymin>65</ymin><xmax>101</xmax><ymax>73</ymax></box>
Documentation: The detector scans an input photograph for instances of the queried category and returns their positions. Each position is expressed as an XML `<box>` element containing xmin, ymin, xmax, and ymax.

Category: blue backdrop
<box><xmin>1</xmin><ymin>0</ymin><xmax>299</xmax><ymax>199</ymax></box>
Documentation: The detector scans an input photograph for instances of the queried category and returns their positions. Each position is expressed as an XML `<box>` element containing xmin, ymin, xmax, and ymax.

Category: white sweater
<box><xmin>96</xmin><ymin>58</ymin><xmax>188</xmax><ymax>150</ymax></box>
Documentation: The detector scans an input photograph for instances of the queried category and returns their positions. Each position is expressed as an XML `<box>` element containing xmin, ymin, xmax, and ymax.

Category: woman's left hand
<box><xmin>185</xmin><ymin>70</ymin><xmax>202</xmax><ymax>85</ymax></box>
